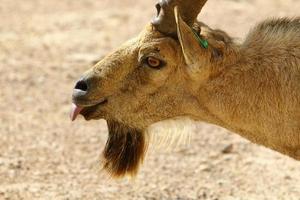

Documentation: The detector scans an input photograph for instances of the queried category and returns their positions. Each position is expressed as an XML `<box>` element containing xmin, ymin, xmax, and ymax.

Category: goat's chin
<box><xmin>80</xmin><ymin>107</ymin><xmax>105</xmax><ymax>121</ymax></box>
<box><xmin>101</xmin><ymin>120</ymin><xmax>148</xmax><ymax>178</ymax></box>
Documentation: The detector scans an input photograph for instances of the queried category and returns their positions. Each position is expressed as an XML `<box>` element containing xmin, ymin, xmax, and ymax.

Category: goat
<box><xmin>70</xmin><ymin>0</ymin><xmax>300</xmax><ymax>177</ymax></box>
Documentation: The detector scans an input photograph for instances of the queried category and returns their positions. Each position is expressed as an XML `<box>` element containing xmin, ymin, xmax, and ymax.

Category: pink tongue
<box><xmin>70</xmin><ymin>103</ymin><xmax>83</xmax><ymax>121</ymax></box>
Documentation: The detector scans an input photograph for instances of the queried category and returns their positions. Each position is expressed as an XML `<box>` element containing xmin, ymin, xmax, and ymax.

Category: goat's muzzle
<box><xmin>70</xmin><ymin>77</ymin><xmax>107</xmax><ymax>121</ymax></box>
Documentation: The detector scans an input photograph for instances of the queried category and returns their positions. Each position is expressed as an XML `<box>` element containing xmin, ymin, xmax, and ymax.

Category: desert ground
<box><xmin>1</xmin><ymin>0</ymin><xmax>300</xmax><ymax>199</ymax></box>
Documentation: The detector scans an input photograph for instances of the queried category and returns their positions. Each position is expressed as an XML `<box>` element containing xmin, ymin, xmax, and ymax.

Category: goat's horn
<box><xmin>152</xmin><ymin>0</ymin><xmax>208</xmax><ymax>36</ymax></box>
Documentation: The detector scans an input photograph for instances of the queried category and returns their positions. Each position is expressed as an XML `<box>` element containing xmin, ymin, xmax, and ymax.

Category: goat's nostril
<box><xmin>74</xmin><ymin>79</ymin><xmax>88</xmax><ymax>92</ymax></box>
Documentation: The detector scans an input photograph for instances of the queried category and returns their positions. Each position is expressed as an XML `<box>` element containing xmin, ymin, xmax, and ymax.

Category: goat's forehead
<box><xmin>138</xmin><ymin>24</ymin><xmax>175</xmax><ymax>43</ymax></box>
<box><xmin>138</xmin><ymin>24</ymin><xmax>164</xmax><ymax>39</ymax></box>
<box><xmin>136</xmin><ymin>24</ymin><xmax>179</xmax><ymax>52</ymax></box>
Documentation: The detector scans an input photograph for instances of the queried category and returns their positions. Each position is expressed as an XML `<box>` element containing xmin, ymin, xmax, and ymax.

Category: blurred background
<box><xmin>1</xmin><ymin>0</ymin><xmax>300</xmax><ymax>199</ymax></box>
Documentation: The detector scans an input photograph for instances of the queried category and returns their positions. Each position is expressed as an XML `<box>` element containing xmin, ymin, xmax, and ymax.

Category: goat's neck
<box><xmin>191</xmin><ymin>46</ymin><xmax>269</xmax><ymax>143</ymax></box>
<box><xmin>191</xmin><ymin>42</ymin><xmax>300</xmax><ymax>159</ymax></box>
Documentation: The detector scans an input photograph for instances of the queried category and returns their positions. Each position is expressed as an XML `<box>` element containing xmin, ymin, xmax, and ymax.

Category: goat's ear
<box><xmin>174</xmin><ymin>6</ymin><xmax>207</xmax><ymax>69</ymax></box>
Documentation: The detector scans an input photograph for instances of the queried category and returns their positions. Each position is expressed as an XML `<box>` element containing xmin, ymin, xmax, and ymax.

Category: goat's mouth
<box><xmin>70</xmin><ymin>98</ymin><xmax>108</xmax><ymax>121</ymax></box>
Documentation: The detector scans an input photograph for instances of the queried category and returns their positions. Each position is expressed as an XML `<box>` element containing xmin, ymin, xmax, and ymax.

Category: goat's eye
<box><xmin>146</xmin><ymin>56</ymin><xmax>161</xmax><ymax>68</ymax></box>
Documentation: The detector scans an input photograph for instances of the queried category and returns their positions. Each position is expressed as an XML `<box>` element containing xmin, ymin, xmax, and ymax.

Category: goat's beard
<box><xmin>101</xmin><ymin>120</ymin><xmax>148</xmax><ymax>177</ymax></box>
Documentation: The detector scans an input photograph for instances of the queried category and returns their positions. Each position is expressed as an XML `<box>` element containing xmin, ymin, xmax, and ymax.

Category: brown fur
<box><xmin>72</xmin><ymin>8</ymin><xmax>300</xmax><ymax>177</ymax></box>
<box><xmin>101</xmin><ymin>120</ymin><xmax>148</xmax><ymax>177</ymax></box>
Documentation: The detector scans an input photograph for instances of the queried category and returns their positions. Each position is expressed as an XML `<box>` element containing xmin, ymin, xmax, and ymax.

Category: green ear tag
<box><xmin>200</xmin><ymin>39</ymin><xmax>209</xmax><ymax>49</ymax></box>
<box><xmin>192</xmin><ymin>29</ymin><xmax>209</xmax><ymax>49</ymax></box>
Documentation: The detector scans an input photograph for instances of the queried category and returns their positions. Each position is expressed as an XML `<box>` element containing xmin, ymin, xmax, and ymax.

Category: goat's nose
<box><xmin>73</xmin><ymin>79</ymin><xmax>90</xmax><ymax>101</ymax></box>
<box><xmin>74</xmin><ymin>79</ymin><xmax>88</xmax><ymax>92</ymax></box>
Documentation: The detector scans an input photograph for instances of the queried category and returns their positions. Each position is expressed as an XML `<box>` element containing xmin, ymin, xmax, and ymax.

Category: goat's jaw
<box><xmin>70</xmin><ymin>98</ymin><xmax>108</xmax><ymax>121</ymax></box>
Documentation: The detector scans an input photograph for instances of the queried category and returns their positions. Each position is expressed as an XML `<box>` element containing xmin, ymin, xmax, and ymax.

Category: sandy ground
<box><xmin>1</xmin><ymin>0</ymin><xmax>300</xmax><ymax>199</ymax></box>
